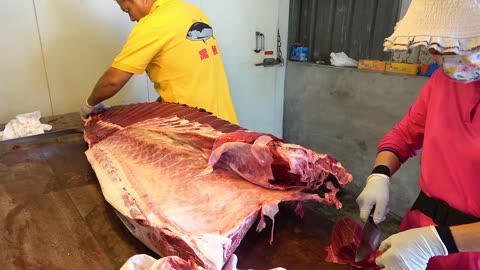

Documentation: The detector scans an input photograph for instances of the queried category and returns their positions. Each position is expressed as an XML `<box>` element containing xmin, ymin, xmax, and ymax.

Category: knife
<box><xmin>0</xmin><ymin>128</ymin><xmax>84</xmax><ymax>145</ymax></box>
<box><xmin>354</xmin><ymin>208</ymin><xmax>382</xmax><ymax>262</ymax></box>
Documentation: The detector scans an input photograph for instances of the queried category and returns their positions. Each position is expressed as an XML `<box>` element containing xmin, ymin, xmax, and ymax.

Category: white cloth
<box><xmin>120</xmin><ymin>254</ymin><xmax>224</xmax><ymax>270</ymax></box>
<box><xmin>330</xmin><ymin>52</ymin><xmax>358</xmax><ymax>67</ymax></box>
<box><xmin>120</xmin><ymin>254</ymin><xmax>286</xmax><ymax>270</ymax></box>
<box><xmin>120</xmin><ymin>255</ymin><xmax>158</xmax><ymax>270</ymax></box>
<box><xmin>0</xmin><ymin>111</ymin><xmax>52</xmax><ymax>141</ymax></box>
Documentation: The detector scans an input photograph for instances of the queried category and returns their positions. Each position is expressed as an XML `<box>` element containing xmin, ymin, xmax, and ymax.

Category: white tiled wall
<box><xmin>0</xmin><ymin>0</ymin><xmax>52</xmax><ymax>123</ymax></box>
<box><xmin>0</xmin><ymin>1</ymin><xmax>152</xmax><ymax>123</ymax></box>
<box><xmin>1</xmin><ymin>1</ymin><xmax>288</xmax><ymax>137</ymax></box>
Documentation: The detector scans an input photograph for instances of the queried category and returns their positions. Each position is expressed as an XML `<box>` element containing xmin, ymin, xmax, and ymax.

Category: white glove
<box><xmin>376</xmin><ymin>226</ymin><xmax>448</xmax><ymax>270</ymax></box>
<box><xmin>80</xmin><ymin>100</ymin><xmax>109</xmax><ymax>122</ymax></box>
<box><xmin>356</xmin><ymin>173</ymin><xmax>390</xmax><ymax>224</ymax></box>
<box><xmin>222</xmin><ymin>254</ymin><xmax>238</xmax><ymax>270</ymax></box>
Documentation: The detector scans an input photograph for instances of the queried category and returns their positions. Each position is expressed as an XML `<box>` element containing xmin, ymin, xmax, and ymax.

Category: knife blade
<box><xmin>355</xmin><ymin>209</ymin><xmax>382</xmax><ymax>262</ymax></box>
<box><xmin>0</xmin><ymin>128</ymin><xmax>84</xmax><ymax>145</ymax></box>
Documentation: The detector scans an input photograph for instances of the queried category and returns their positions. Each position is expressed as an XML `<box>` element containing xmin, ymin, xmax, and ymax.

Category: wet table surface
<box><xmin>0</xmin><ymin>113</ymin><xmax>400</xmax><ymax>270</ymax></box>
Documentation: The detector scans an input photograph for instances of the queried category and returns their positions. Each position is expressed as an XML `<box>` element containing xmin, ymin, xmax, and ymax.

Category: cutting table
<box><xmin>0</xmin><ymin>113</ymin><xmax>399</xmax><ymax>270</ymax></box>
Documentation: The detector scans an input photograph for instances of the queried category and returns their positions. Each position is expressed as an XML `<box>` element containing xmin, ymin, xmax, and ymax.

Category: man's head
<box><xmin>116</xmin><ymin>0</ymin><xmax>156</xmax><ymax>22</ymax></box>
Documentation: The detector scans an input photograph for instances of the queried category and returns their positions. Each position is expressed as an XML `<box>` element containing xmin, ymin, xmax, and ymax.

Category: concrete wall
<box><xmin>283</xmin><ymin>61</ymin><xmax>429</xmax><ymax>217</ymax></box>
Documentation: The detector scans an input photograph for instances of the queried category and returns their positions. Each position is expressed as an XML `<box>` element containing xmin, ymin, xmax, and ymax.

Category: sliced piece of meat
<box><xmin>325</xmin><ymin>218</ymin><xmax>380</xmax><ymax>270</ymax></box>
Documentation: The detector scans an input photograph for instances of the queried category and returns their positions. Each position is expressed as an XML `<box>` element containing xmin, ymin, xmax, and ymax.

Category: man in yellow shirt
<box><xmin>80</xmin><ymin>0</ymin><xmax>238</xmax><ymax>124</ymax></box>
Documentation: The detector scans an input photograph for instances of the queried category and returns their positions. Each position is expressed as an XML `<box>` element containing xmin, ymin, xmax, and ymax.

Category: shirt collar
<box><xmin>149</xmin><ymin>0</ymin><xmax>176</xmax><ymax>14</ymax></box>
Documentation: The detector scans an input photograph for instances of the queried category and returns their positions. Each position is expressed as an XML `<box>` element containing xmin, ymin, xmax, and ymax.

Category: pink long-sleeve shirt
<box><xmin>378</xmin><ymin>69</ymin><xmax>480</xmax><ymax>218</ymax></box>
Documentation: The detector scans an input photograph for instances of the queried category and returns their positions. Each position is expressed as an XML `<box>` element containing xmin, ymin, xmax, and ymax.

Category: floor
<box><xmin>0</xmin><ymin>112</ymin><xmax>400</xmax><ymax>270</ymax></box>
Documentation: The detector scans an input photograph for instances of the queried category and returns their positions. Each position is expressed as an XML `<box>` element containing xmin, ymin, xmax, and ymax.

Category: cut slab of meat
<box><xmin>84</xmin><ymin>102</ymin><xmax>353</xmax><ymax>269</ymax></box>
<box><xmin>325</xmin><ymin>218</ymin><xmax>380</xmax><ymax>270</ymax></box>
<box><xmin>204</xmin><ymin>130</ymin><xmax>352</xmax><ymax>205</ymax></box>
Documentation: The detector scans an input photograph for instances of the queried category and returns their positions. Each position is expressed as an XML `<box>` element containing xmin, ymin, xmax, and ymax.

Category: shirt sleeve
<box><xmin>377</xmin><ymin>71</ymin><xmax>437</xmax><ymax>162</ymax></box>
<box><xmin>112</xmin><ymin>22</ymin><xmax>172</xmax><ymax>74</ymax></box>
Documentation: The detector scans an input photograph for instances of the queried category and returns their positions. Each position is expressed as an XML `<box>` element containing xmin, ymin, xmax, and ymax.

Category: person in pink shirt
<box><xmin>356</xmin><ymin>0</ymin><xmax>480</xmax><ymax>269</ymax></box>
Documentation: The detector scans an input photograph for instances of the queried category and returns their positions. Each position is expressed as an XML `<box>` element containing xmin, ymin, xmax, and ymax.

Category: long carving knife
<box><xmin>355</xmin><ymin>209</ymin><xmax>382</xmax><ymax>262</ymax></box>
<box><xmin>0</xmin><ymin>128</ymin><xmax>84</xmax><ymax>145</ymax></box>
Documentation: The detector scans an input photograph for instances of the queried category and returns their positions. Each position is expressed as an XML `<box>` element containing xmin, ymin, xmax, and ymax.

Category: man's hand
<box><xmin>80</xmin><ymin>100</ymin><xmax>109</xmax><ymax>122</ymax></box>
<box><xmin>376</xmin><ymin>226</ymin><xmax>448</xmax><ymax>269</ymax></box>
<box><xmin>356</xmin><ymin>173</ymin><xmax>390</xmax><ymax>224</ymax></box>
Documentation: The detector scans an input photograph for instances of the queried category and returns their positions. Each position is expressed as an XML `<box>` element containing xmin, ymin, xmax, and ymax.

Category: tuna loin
<box><xmin>326</xmin><ymin>218</ymin><xmax>380</xmax><ymax>270</ymax></box>
<box><xmin>84</xmin><ymin>102</ymin><xmax>352</xmax><ymax>269</ymax></box>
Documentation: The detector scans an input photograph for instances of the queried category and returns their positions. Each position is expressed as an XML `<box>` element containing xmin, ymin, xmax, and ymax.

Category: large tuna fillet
<box><xmin>84</xmin><ymin>102</ymin><xmax>352</xmax><ymax>270</ymax></box>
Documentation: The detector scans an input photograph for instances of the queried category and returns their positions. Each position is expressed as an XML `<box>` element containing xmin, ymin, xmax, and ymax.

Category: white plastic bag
<box><xmin>330</xmin><ymin>52</ymin><xmax>358</xmax><ymax>67</ymax></box>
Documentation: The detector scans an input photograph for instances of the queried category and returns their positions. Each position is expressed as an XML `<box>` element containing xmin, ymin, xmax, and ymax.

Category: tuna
<box><xmin>84</xmin><ymin>102</ymin><xmax>352</xmax><ymax>269</ymax></box>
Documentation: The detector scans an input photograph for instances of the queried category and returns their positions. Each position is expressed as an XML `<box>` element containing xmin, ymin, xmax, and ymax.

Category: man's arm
<box><xmin>87</xmin><ymin>67</ymin><xmax>133</xmax><ymax>106</ymax></box>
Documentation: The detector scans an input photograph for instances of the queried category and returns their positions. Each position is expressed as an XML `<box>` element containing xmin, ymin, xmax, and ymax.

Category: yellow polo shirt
<box><xmin>112</xmin><ymin>0</ymin><xmax>238</xmax><ymax>124</ymax></box>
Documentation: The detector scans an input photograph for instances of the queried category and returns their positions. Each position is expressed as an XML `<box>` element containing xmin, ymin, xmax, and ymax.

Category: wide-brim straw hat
<box><xmin>384</xmin><ymin>0</ymin><xmax>480</xmax><ymax>55</ymax></box>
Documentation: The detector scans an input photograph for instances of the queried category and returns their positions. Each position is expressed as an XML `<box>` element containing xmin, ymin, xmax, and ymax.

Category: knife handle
<box><xmin>368</xmin><ymin>206</ymin><xmax>376</xmax><ymax>220</ymax></box>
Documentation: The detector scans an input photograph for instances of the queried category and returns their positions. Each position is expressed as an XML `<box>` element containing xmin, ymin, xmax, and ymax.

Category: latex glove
<box><xmin>356</xmin><ymin>173</ymin><xmax>390</xmax><ymax>224</ymax></box>
<box><xmin>376</xmin><ymin>226</ymin><xmax>448</xmax><ymax>270</ymax></box>
<box><xmin>80</xmin><ymin>100</ymin><xmax>109</xmax><ymax>122</ymax></box>
<box><xmin>222</xmin><ymin>254</ymin><xmax>238</xmax><ymax>270</ymax></box>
